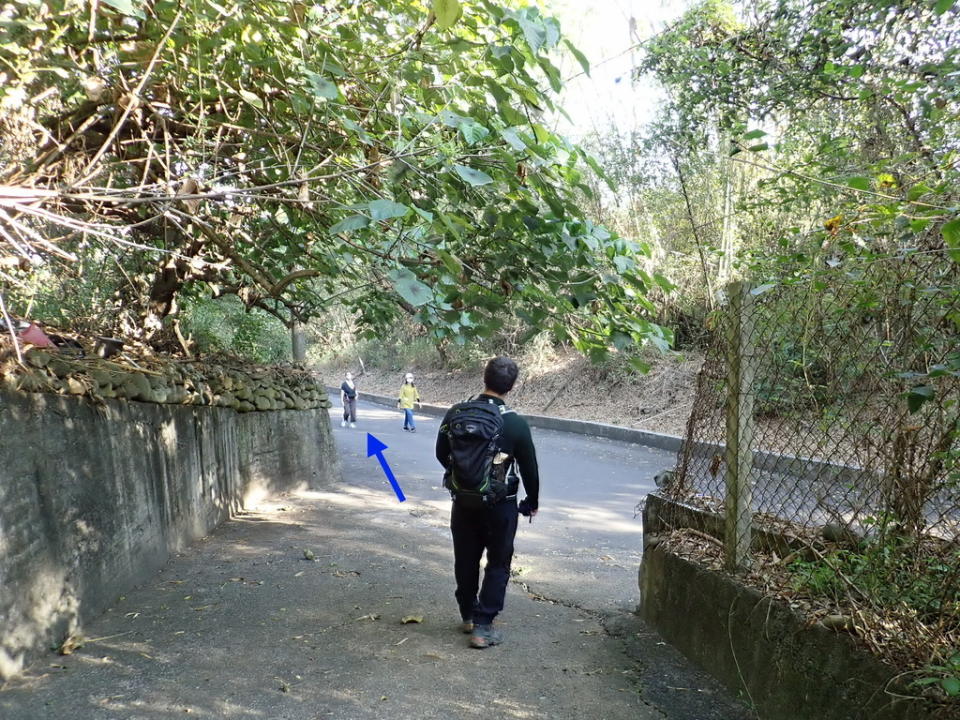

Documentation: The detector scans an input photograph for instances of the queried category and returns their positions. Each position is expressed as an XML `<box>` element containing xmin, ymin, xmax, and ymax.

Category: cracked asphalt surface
<box><xmin>0</xmin><ymin>399</ymin><xmax>753</xmax><ymax>719</ymax></box>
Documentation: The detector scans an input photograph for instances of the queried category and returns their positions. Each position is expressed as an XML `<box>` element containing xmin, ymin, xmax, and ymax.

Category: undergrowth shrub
<box><xmin>181</xmin><ymin>296</ymin><xmax>290</xmax><ymax>364</ymax></box>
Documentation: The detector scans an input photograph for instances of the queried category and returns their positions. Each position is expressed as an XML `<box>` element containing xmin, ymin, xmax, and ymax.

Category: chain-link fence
<box><xmin>659</xmin><ymin>250</ymin><xmax>960</xmax><ymax>675</ymax></box>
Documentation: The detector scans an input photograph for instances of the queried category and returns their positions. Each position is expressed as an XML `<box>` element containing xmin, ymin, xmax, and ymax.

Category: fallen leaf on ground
<box><xmin>303</xmin><ymin>549</ymin><xmax>315</xmax><ymax>561</ymax></box>
<box><xmin>400</xmin><ymin>615</ymin><xmax>424</xmax><ymax>624</ymax></box>
<box><xmin>293</xmin><ymin>571</ymin><xmax>304</xmax><ymax>577</ymax></box>
<box><xmin>58</xmin><ymin>635</ymin><xmax>84</xmax><ymax>656</ymax></box>
<box><xmin>354</xmin><ymin>613</ymin><xmax>381</xmax><ymax>621</ymax></box>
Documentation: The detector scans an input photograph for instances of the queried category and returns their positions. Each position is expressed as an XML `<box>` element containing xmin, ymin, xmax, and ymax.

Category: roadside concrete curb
<box><xmin>327</xmin><ymin>387</ymin><xmax>684</xmax><ymax>453</ymax></box>
<box><xmin>329</xmin><ymin>387</ymin><xmax>865</xmax><ymax>483</ymax></box>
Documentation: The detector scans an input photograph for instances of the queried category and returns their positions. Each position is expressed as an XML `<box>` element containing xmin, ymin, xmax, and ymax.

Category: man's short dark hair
<box><xmin>484</xmin><ymin>356</ymin><xmax>519</xmax><ymax>395</ymax></box>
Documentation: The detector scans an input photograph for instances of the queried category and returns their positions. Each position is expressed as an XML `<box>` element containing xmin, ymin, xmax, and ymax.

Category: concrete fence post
<box><xmin>724</xmin><ymin>281</ymin><xmax>756</xmax><ymax>571</ymax></box>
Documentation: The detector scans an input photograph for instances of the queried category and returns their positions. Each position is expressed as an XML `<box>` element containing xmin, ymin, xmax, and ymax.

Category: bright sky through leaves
<box><xmin>547</xmin><ymin>0</ymin><xmax>691</xmax><ymax>139</ymax></box>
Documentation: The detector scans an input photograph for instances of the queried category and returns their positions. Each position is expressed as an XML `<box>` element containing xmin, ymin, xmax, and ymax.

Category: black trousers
<box><xmin>450</xmin><ymin>499</ymin><xmax>519</xmax><ymax>626</ymax></box>
<box><xmin>342</xmin><ymin>396</ymin><xmax>356</xmax><ymax>422</ymax></box>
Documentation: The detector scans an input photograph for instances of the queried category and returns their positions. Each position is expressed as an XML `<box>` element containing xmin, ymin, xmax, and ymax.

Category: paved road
<box><xmin>0</xmin><ymin>398</ymin><xmax>753</xmax><ymax>720</ymax></box>
<box><xmin>334</xmin><ymin>397</ymin><xmax>673</xmax><ymax>613</ymax></box>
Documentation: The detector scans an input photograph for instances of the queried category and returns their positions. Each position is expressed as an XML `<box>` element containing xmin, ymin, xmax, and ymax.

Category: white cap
<box><xmin>405</xmin><ymin>373</ymin><xmax>414</xmax><ymax>382</ymax></box>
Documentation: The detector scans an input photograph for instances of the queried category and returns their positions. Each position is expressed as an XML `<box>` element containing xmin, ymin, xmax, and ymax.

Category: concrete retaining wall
<box><xmin>0</xmin><ymin>389</ymin><xmax>339</xmax><ymax>680</ymax></box>
<box><xmin>640</xmin><ymin>494</ymin><xmax>942</xmax><ymax>720</ymax></box>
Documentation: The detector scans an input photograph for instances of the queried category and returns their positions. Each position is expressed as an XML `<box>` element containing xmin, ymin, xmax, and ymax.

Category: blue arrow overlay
<box><xmin>366</xmin><ymin>433</ymin><xmax>406</xmax><ymax>502</ymax></box>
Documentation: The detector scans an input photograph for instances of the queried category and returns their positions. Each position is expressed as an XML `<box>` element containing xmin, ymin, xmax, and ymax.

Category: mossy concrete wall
<box><xmin>0</xmin><ymin>389</ymin><xmax>339</xmax><ymax>680</ymax></box>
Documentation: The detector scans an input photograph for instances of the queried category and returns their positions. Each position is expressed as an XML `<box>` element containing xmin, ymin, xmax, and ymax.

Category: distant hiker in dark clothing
<box><xmin>435</xmin><ymin>356</ymin><xmax>540</xmax><ymax>649</ymax></box>
<box><xmin>340</xmin><ymin>372</ymin><xmax>357</xmax><ymax>427</ymax></box>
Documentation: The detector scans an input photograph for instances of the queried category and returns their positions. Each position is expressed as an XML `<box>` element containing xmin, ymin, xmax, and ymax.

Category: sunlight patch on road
<box><xmin>327</xmin><ymin>407</ymin><xmax>397</xmax><ymax>421</ymax></box>
<box><xmin>547</xmin><ymin>503</ymin><xmax>643</xmax><ymax>535</ymax></box>
<box><xmin>296</xmin><ymin>486</ymin><xmax>403</xmax><ymax>512</ymax></box>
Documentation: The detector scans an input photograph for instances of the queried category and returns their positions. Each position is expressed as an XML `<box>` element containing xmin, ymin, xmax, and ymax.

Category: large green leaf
<box><xmin>329</xmin><ymin>215</ymin><xmax>370</xmax><ymax>234</ymax></box>
<box><xmin>238</xmin><ymin>88</ymin><xmax>263</xmax><ymax>109</ymax></box>
<box><xmin>519</xmin><ymin>16</ymin><xmax>547</xmax><ymax>54</ymax></box>
<box><xmin>942</xmin><ymin>218</ymin><xmax>960</xmax><ymax>262</ymax></box>
<box><xmin>934</xmin><ymin>0</ymin><xmax>955</xmax><ymax>14</ymax></box>
<box><xmin>102</xmin><ymin>0</ymin><xmax>145</xmax><ymax>18</ymax></box>
<box><xmin>432</xmin><ymin>0</ymin><xmax>461</xmax><ymax>30</ymax></box>
<box><xmin>563</xmin><ymin>39</ymin><xmax>590</xmax><ymax>76</ymax></box>
<box><xmin>459</xmin><ymin>121</ymin><xmax>490</xmax><ymax>145</ymax></box>
<box><xmin>305</xmin><ymin>72</ymin><xmax>339</xmax><ymax>100</ymax></box>
<box><xmin>436</xmin><ymin>249</ymin><xmax>462</xmax><ymax>276</ymax></box>
<box><xmin>340</xmin><ymin>117</ymin><xmax>371</xmax><ymax>145</ymax></box>
<box><xmin>453</xmin><ymin>164</ymin><xmax>494</xmax><ymax>186</ymax></box>
<box><xmin>582</xmin><ymin>151</ymin><xmax>614</xmax><ymax>191</ymax></box>
<box><xmin>906</xmin><ymin>385</ymin><xmax>935</xmax><ymax>413</ymax></box>
<box><xmin>500</xmin><ymin>127</ymin><xmax>527</xmax><ymax>151</ymax></box>
<box><xmin>368</xmin><ymin>199</ymin><xmax>410</xmax><ymax>221</ymax></box>
<box><xmin>538</xmin><ymin>57</ymin><xmax>563</xmax><ymax>93</ymax></box>
<box><xmin>389</xmin><ymin>268</ymin><xmax>433</xmax><ymax>306</ymax></box>
<box><xmin>440</xmin><ymin>109</ymin><xmax>467</xmax><ymax>128</ymax></box>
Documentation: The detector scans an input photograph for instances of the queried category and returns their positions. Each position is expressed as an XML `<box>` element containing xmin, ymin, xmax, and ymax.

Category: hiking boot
<box><xmin>469</xmin><ymin>624</ymin><xmax>501</xmax><ymax>649</ymax></box>
<box><xmin>459</xmin><ymin>619</ymin><xmax>474</xmax><ymax>634</ymax></box>
<box><xmin>409</xmin><ymin>427</ymin><xmax>416</xmax><ymax>433</ymax></box>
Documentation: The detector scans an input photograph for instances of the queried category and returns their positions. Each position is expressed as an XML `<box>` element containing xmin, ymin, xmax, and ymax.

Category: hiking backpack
<box><xmin>441</xmin><ymin>398</ymin><xmax>515</xmax><ymax>508</ymax></box>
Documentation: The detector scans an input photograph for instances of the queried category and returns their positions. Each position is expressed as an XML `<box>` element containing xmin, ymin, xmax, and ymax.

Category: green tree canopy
<box><xmin>0</xmin><ymin>0</ymin><xmax>670</xmax><ymax>362</ymax></box>
<box><xmin>636</xmin><ymin>0</ymin><xmax>959</xmax><ymax>268</ymax></box>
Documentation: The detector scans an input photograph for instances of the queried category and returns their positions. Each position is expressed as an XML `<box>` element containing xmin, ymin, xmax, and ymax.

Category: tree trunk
<box><xmin>717</xmin><ymin>131</ymin><xmax>738</xmax><ymax>290</ymax></box>
<box><xmin>142</xmin><ymin>220</ymin><xmax>206</xmax><ymax>343</ymax></box>
<box><xmin>291</xmin><ymin>318</ymin><xmax>307</xmax><ymax>363</ymax></box>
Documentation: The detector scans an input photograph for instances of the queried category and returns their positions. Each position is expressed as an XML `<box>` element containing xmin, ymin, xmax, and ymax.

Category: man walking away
<box><xmin>435</xmin><ymin>356</ymin><xmax>539</xmax><ymax>649</ymax></box>
<box><xmin>340</xmin><ymin>372</ymin><xmax>357</xmax><ymax>427</ymax></box>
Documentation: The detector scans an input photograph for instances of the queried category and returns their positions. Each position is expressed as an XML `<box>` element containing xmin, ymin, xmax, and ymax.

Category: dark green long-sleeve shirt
<box><xmin>435</xmin><ymin>394</ymin><xmax>540</xmax><ymax>509</ymax></box>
